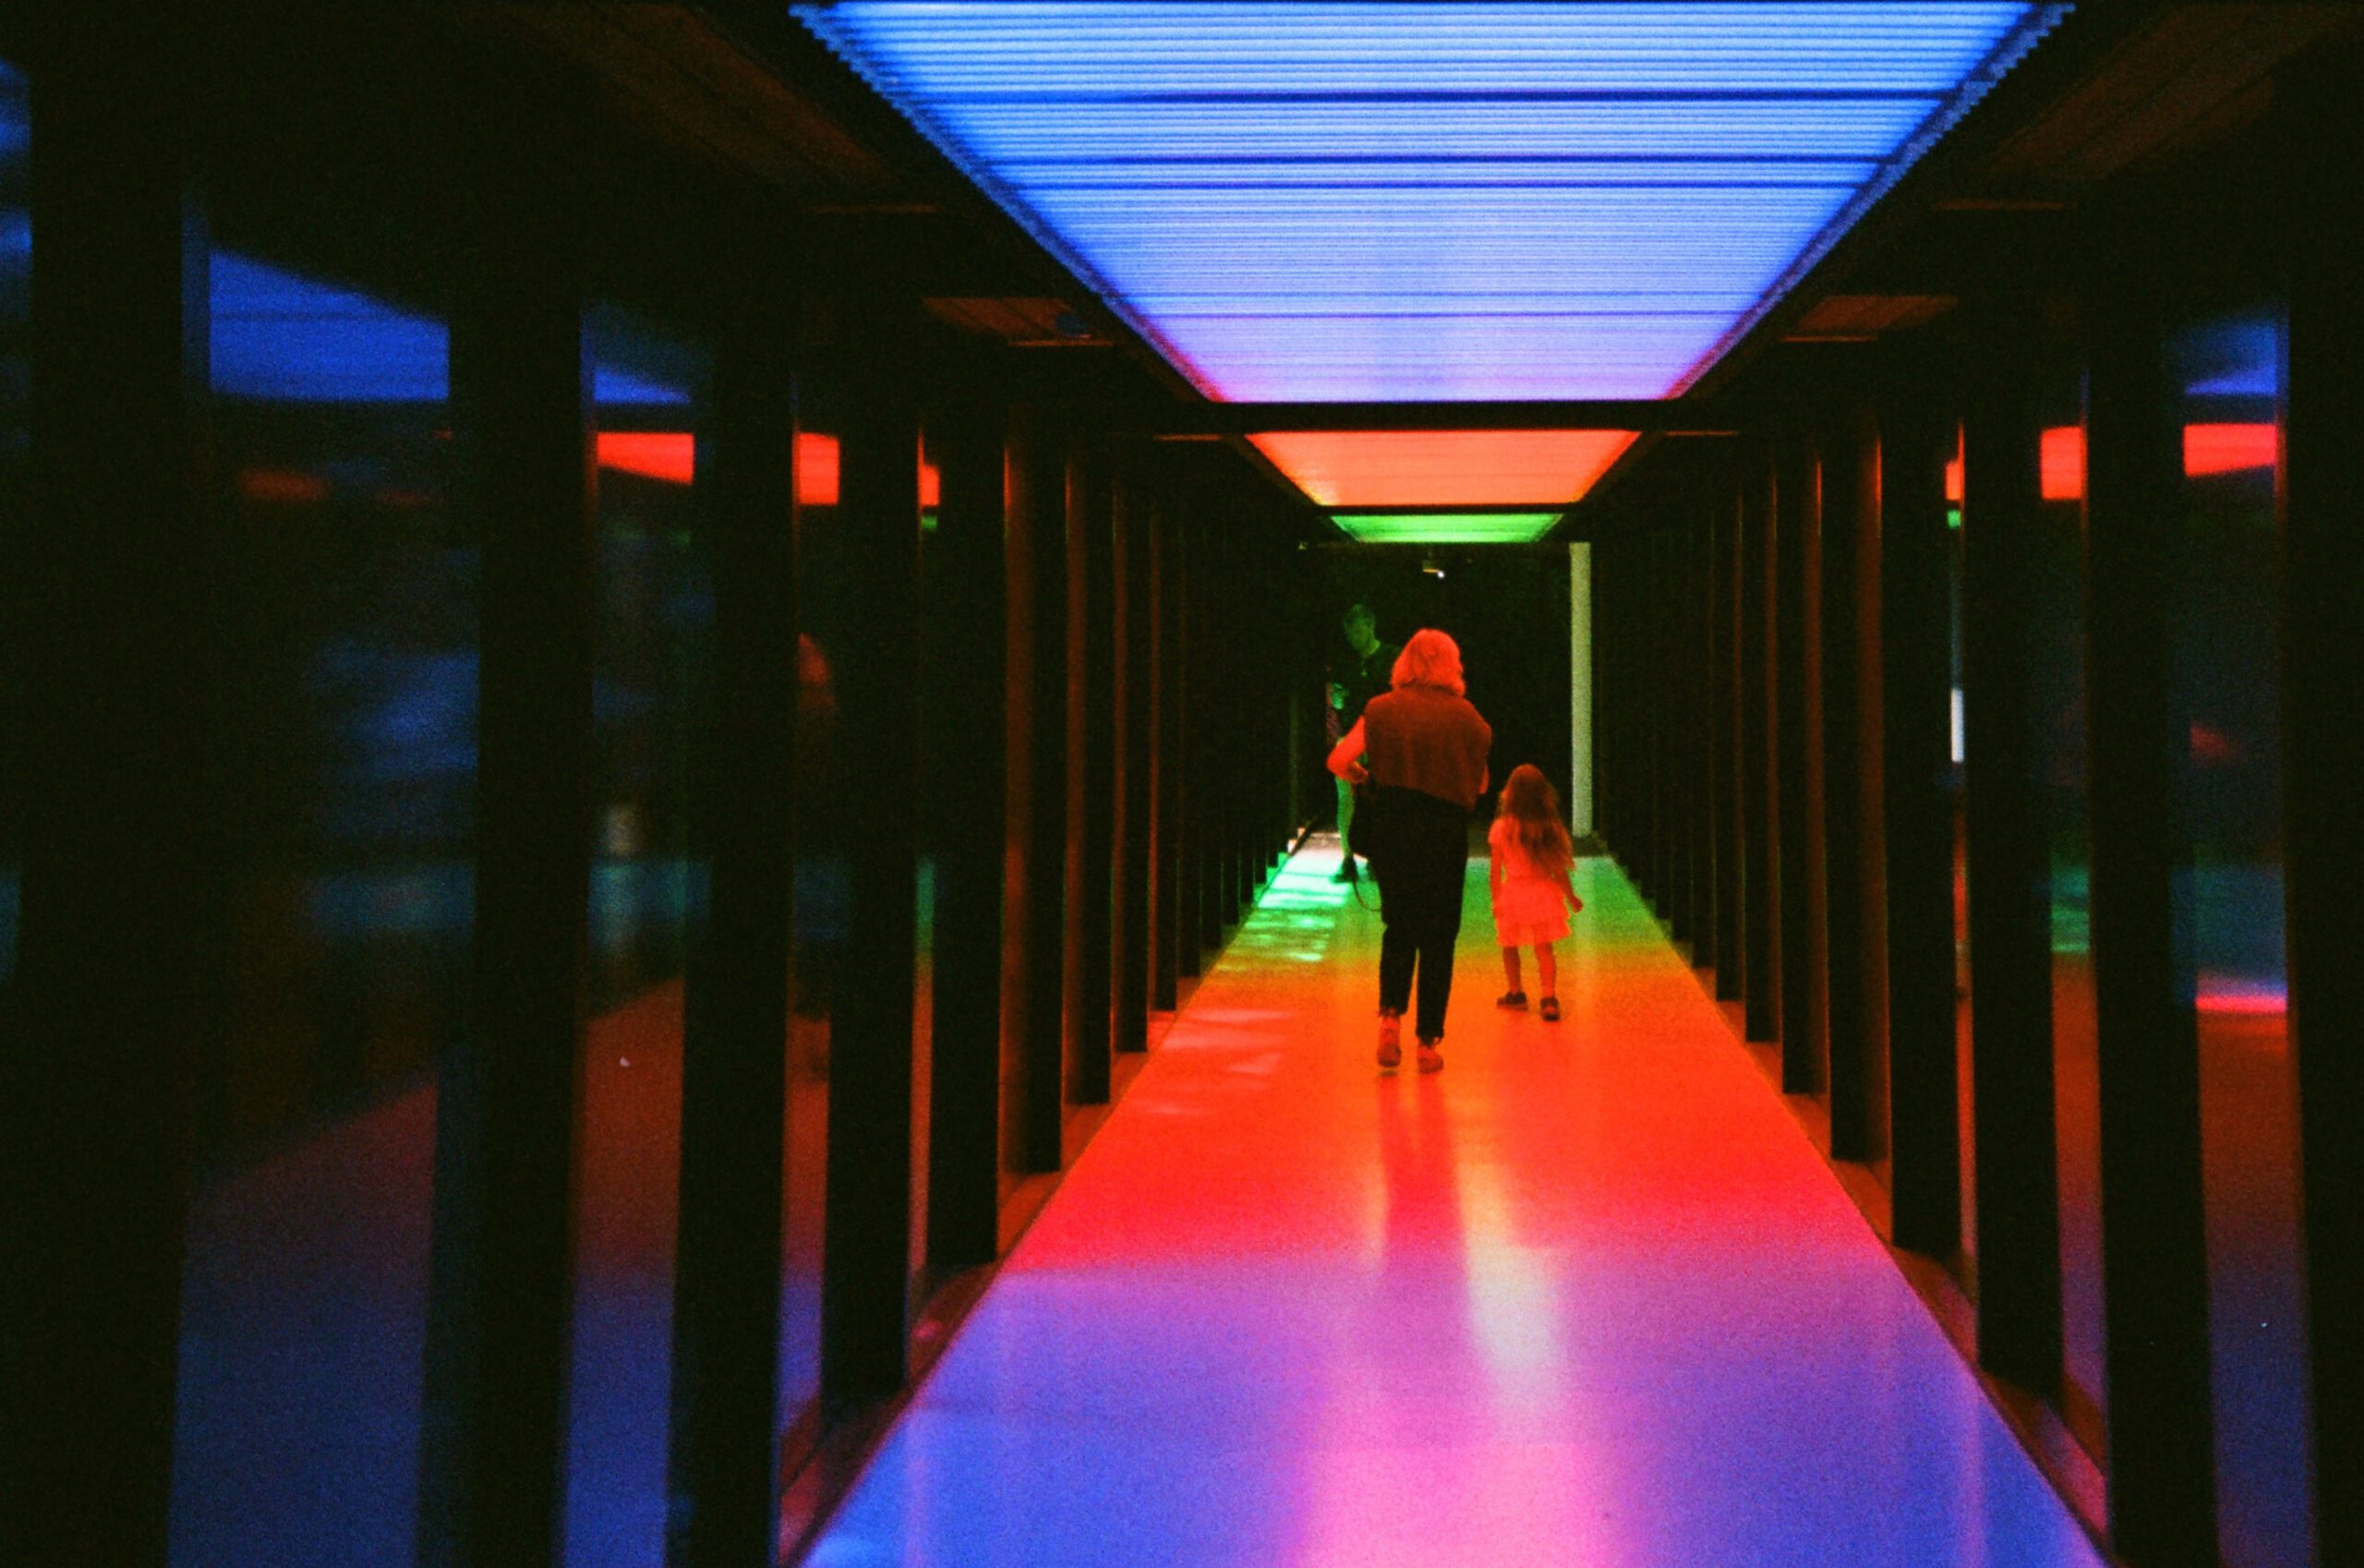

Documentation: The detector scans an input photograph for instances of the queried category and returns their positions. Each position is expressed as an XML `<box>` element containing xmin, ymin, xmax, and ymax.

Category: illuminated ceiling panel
<box><xmin>1333</xmin><ymin>513</ymin><xmax>1562</xmax><ymax>545</ymax></box>
<box><xmin>1248</xmin><ymin>430</ymin><xmax>1636</xmax><ymax>509</ymax></box>
<box><xmin>796</xmin><ymin>3</ymin><xmax>2066</xmax><ymax>403</ymax></box>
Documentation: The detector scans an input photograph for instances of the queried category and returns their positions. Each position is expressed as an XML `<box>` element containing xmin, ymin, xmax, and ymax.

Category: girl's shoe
<box><xmin>1496</xmin><ymin>990</ymin><xmax>1528</xmax><ymax>1009</ymax></box>
<box><xmin>1539</xmin><ymin>996</ymin><xmax>1561</xmax><ymax>1022</ymax></box>
<box><xmin>1377</xmin><ymin>1011</ymin><xmax>1403</xmax><ymax>1071</ymax></box>
<box><xmin>1416</xmin><ymin>1040</ymin><xmax>1444</xmax><ymax>1073</ymax></box>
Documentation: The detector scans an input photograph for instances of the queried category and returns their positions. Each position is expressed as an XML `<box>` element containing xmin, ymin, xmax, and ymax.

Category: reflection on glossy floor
<box><xmin>803</xmin><ymin>843</ymin><xmax>2105</xmax><ymax>1568</ymax></box>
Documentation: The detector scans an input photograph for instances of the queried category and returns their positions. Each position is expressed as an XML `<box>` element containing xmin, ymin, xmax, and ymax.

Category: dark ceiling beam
<box><xmin>1141</xmin><ymin>401</ymin><xmax>1734</xmax><ymax>436</ymax></box>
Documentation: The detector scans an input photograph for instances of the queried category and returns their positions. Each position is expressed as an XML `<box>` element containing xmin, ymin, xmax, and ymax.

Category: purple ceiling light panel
<box><xmin>794</xmin><ymin>3</ymin><xmax>2066</xmax><ymax>403</ymax></box>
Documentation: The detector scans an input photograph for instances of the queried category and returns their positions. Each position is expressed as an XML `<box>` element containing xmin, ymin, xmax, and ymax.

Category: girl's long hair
<box><xmin>1498</xmin><ymin>764</ymin><xmax>1574</xmax><ymax>875</ymax></box>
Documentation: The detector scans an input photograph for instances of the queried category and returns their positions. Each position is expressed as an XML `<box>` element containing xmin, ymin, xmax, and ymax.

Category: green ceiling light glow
<box><xmin>1333</xmin><ymin>512</ymin><xmax>1562</xmax><ymax>544</ymax></box>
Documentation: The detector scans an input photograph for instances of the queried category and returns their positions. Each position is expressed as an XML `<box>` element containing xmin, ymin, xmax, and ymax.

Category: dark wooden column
<box><xmin>2281</xmin><ymin>49</ymin><xmax>2364</xmax><ymax>1567</ymax></box>
<box><xmin>1774</xmin><ymin>436</ymin><xmax>1827</xmax><ymax>1092</ymax></box>
<box><xmin>1662</xmin><ymin>524</ymin><xmax>1684</xmax><ymax>926</ymax></box>
<box><xmin>1193</xmin><ymin>514</ymin><xmax>1227</xmax><ymax>955</ymax></box>
<box><xmin>1702</xmin><ymin>508</ymin><xmax>1720</xmax><ymax>974</ymax></box>
<box><xmin>1878</xmin><ymin>368</ymin><xmax>1965</xmax><ymax>1258</ymax></box>
<box><xmin>666</xmin><ymin>281</ymin><xmax>799</xmax><ymax>1568</ymax></box>
<box><xmin>920</xmin><ymin>376</ymin><xmax>1007</xmax><ymax>1268</ymax></box>
<box><xmin>1960</xmin><ymin>300</ymin><xmax>2063</xmax><ymax>1393</ymax></box>
<box><xmin>1152</xmin><ymin>495</ymin><xmax>1188</xmax><ymax>1004</ymax></box>
<box><xmin>1112</xmin><ymin>462</ymin><xmax>1153</xmax><ymax>1053</ymax></box>
<box><xmin>819</xmin><ymin>305</ymin><xmax>924</xmax><ymax>1409</ymax></box>
<box><xmin>7</xmin><ymin>23</ymin><xmax>212</xmax><ymax>1563</ymax></box>
<box><xmin>1062</xmin><ymin>438</ymin><xmax>1116</xmax><ymax>1105</ymax></box>
<box><xmin>1638</xmin><ymin>529</ymin><xmax>1662</xmax><ymax>915</ymax></box>
<box><xmin>1713</xmin><ymin>475</ymin><xmax>1746</xmax><ymax>1002</ymax></box>
<box><xmin>1175</xmin><ymin>510</ymin><xmax>1209</xmax><ymax>979</ymax></box>
<box><xmin>1003</xmin><ymin>404</ymin><xmax>1067</xmax><ymax>1174</ymax></box>
<box><xmin>1741</xmin><ymin>448</ymin><xmax>1781</xmax><ymax>1043</ymax></box>
<box><xmin>1822</xmin><ymin>404</ymin><xmax>1876</xmax><ymax>1161</ymax></box>
<box><xmin>2083</xmin><ymin>230</ymin><xmax>2215</xmax><ymax>1562</ymax></box>
<box><xmin>418</xmin><ymin>126</ymin><xmax>595</xmax><ymax>1568</ymax></box>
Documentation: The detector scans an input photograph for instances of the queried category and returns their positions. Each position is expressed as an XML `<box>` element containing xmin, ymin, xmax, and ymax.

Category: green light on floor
<box><xmin>1946</xmin><ymin>506</ymin><xmax>1962</xmax><ymax>531</ymax></box>
<box><xmin>1333</xmin><ymin>512</ymin><xmax>1561</xmax><ymax>544</ymax></box>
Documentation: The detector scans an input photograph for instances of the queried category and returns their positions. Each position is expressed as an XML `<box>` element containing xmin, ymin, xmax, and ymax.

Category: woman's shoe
<box><xmin>1539</xmin><ymin>996</ymin><xmax>1561</xmax><ymax>1022</ymax></box>
<box><xmin>1496</xmin><ymin>990</ymin><xmax>1527</xmax><ymax>1009</ymax></box>
<box><xmin>1377</xmin><ymin>1011</ymin><xmax>1403</xmax><ymax>1071</ymax></box>
<box><xmin>1416</xmin><ymin>1040</ymin><xmax>1444</xmax><ymax>1073</ymax></box>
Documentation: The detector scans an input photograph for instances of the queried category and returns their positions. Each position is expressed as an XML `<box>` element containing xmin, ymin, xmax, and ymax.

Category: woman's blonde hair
<box><xmin>1391</xmin><ymin>627</ymin><xmax>1465</xmax><ymax>695</ymax></box>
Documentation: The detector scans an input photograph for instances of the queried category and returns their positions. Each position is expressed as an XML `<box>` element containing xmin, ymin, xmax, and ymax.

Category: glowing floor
<box><xmin>803</xmin><ymin>843</ymin><xmax>2105</xmax><ymax>1568</ymax></box>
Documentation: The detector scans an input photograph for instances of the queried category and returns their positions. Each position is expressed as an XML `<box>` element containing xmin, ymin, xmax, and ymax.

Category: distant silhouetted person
<box><xmin>1489</xmin><ymin>764</ymin><xmax>1584</xmax><ymax>1022</ymax></box>
<box><xmin>1328</xmin><ymin>628</ymin><xmax>1490</xmax><ymax>1073</ymax></box>
<box><xmin>1325</xmin><ymin>602</ymin><xmax>1397</xmax><ymax>883</ymax></box>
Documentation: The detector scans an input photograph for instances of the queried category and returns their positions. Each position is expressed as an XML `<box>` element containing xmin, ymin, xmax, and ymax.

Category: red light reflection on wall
<box><xmin>238</xmin><ymin>466</ymin><xmax>331</xmax><ymax>504</ymax></box>
<box><xmin>797</xmin><ymin>432</ymin><xmax>839</xmax><ymax>505</ymax></box>
<box><xmin>2183</xmin><ymin>423</ymin><xmax>2276</xmax><ymax>477</ymax></box>
<box><xmin>597</xmin><ymin>432</ymin><xmax>694</xmax><ymax>486</ymax></box>
<box><xmin>590</xmin><ymin>430</ymin><xmax>950</xmax><ymax>513</ymax></box>
<box><xmin>1943</xmin><ymin>427</ymin><xmax>2083</xmax><ymax>504</ymax></box>
<box><xmin>2041</xmin><ymin>426</ymin><xmax>2084</xmax><ymax>501</ymax></box>
<box><xmin>1246</xmin><ymin>429</ymin><xmax>1636</xmax><ymax>508</ymax></box>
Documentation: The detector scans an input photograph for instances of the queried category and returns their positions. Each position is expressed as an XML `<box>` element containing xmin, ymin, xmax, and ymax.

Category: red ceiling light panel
<box><xmin>1246</xmin><ymin>429</ymin><xmax>1637</xmax><ymax>509</ymax></box>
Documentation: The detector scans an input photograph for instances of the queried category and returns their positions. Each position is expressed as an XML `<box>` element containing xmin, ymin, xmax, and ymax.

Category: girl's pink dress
<box><xmin>1490</xmin><ymin>817</ymin><xmax>1574</xmax><ymax>945</ymax></box>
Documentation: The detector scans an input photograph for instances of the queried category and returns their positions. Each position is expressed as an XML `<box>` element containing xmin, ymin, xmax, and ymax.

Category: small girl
<box><xmin>1489</xmin><ymin>765</ymin><xmax>1584</xmax><ymax>1021</ymax></box>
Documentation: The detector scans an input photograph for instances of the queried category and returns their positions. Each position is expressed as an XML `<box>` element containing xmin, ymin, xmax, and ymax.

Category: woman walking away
<box><xmin>1489</xmin><ymin>765</ymin><xmax>1584</xmax><ymax>1022</ymax></box>
<box><xmin>1328</xmin><ymin>629</ymin><xmax>1491</xmax><ymax>1073</ymax></box>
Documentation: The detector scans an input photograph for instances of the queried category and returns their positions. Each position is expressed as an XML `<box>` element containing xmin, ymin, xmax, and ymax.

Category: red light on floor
<box><xmin>2183</xmin><ymin>422</ymin><xmax>2276</xmax><ymax>477</ymax></box>
<box><xmin>2041</xmin><ymin>426</ymin><xmax>2084</xmax><ymax>501</ymax></box>
<box><xmin>922</xmin><ymin>461</ymin><xmax>941</xmax><ymax>509</ymax></box>
<box><xmin>1246</xmin><ymin>429</ymin><xmax>1636</xmax><ymax>509</ymax></box>
<box><xmin>239</xmin><ymin>466</ymin><xmax>330</xmax><ymax>504</ymax></box>
<box><xmin>798</xmin><ymin>431</ymin><xmax>840</xmax><ymax>506</ymax></box>
<box><xmin>597</xmin><ymin>431</ymin><xmax>694</xmax><ymax>485</ymax></box>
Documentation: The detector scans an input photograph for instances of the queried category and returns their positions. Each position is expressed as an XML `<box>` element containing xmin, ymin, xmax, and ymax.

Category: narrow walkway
<box><xmin>807</xmin><ymin>845</ymin><xmax>2105</xmax><ymax>1568</ymax></box>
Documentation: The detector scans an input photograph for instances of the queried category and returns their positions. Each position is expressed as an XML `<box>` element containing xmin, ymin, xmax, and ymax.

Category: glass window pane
<box><xmin>565</xmin><ymin>308</ymin><xmax>711</xmax><ymax>1568</ymax></box>
<box><xmin>2175</xmin><ymin>307</ymin><xmax>2309</xmax><ymax>1568</ymax></box>
<box><xmin>2030</xmin><ymin>381</ymin><xmax>2102</xmax><ymax>1460</ymax></box>
<box><xmin>170</xmin><ymin>251</ymin><xmax>465</xmax><ymax>1568</ymax></box>
<box><xmin>1</xmin><ymin>56</ymin><xmax>27</xmax><ymax>1009</ymax></box>
<box><xmin>782</xmin><ymin>420</ymin><xmax>841</xmax><ymax>1479</ymax></box>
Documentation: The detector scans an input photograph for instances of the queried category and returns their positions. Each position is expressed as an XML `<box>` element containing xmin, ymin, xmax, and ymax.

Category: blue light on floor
<box><xmin>795</xmin><ymin>3</ymin><xmax>2067</xmax><ymax>402</ymax></box>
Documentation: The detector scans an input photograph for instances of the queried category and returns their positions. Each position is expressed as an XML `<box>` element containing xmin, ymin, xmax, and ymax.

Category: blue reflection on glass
<box><xmin>2176</xmin><ymin>306</ymin><xmax>2308</xmax><ymax>1568</ymax></box>
<box><xmin>1</xmin><ymin>55</ymin><xmax>26</xmax><ymax>990</ymax></box>
<box><xmin>210</xmin><ymin>253</ymin><xmax>688</xmax><ymax>404</ymax></box>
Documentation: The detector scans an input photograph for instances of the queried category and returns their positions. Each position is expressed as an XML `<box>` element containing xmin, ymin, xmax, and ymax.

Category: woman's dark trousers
<box><xmin>1373</xmin><ymin>790</ymin><xmax>1469</xmax><ymax>1041</ymax></box>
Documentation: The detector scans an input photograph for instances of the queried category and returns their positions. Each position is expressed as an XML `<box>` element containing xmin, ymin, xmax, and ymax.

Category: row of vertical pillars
<box><xmin>1591</xmin><ymin>146</ymin><xmax>2364</xmax><ymax>1564</ymax></box>
<box><xmin>0</xmin><ymin>40</ymin><xmax>1310</xmax><ymax>1566</ymax></box>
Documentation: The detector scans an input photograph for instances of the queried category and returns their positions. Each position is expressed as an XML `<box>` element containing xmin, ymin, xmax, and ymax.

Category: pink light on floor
<box><xmin>1247</xmin><ymin>429</ymin><xmax>1637</xmax><ymax>509</ymax></box>
<box><xmin>2184</xmin><ymin>422</ymin><xmax>2276</xmax><ymax>477</ymax></box>
<box><xmin>802</xmin><ymin>845</ymin><xmax>2113</xmax><ymax>1568</ymax></box>
<box><xmin>597</xmin><ymin>431</ymin><xmax>694</xmax><ymax>486</ymax></box>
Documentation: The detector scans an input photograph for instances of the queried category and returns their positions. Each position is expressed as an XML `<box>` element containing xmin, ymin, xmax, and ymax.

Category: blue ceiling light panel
<box><xmin>794</xmin><ymin>2</ymin><xmax>2066</xmax><ymax>403</ymax></box>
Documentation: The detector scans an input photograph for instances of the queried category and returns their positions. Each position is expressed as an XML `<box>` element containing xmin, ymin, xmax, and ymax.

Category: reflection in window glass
<box><xmin>782</xmin><ymin>424</ymin><xmax>841</xmax><ymax>1480</ymax></box>
<box><xmin>1944</xmin><ymin>427</ymin><xmax>1977</xmax><ymax>1283</ymax></box>
<box><xmin>2176</xmin><ymin>308</ymin><xmax>2309</xmax><ymax>1568</ymax></box>
<box><xmin>170</xmin><ymin>253</ymin><xmax>466</xmax><ymax>1568</ymax></box>
<box><xmin>2029</xmin><ymin>391</ymin><xmax>2102</xmax><ymax>1461</ymax></box>
<box><xmin>565</xmin><ymin>308</ymin><xmax>710</xmax><ymax>1568</ymax></box>
<box><xmin>1</xmin><ymin>58</ymin><xmax>27</xmax><ymax>1011</ymax></box>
